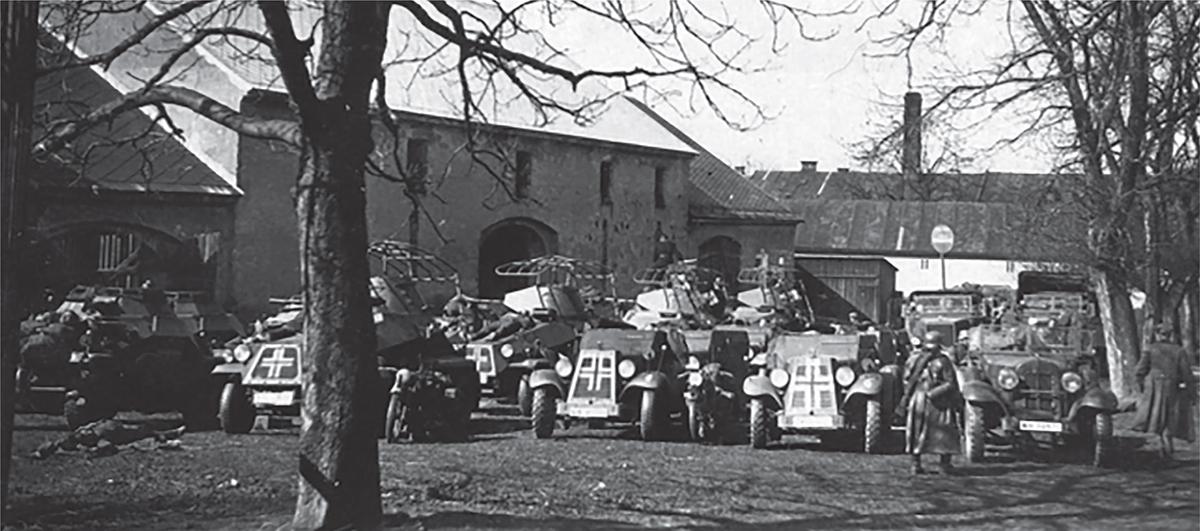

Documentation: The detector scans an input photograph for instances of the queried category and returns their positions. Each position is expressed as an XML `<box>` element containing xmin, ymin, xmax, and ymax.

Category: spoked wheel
<box><xmin>749</xmin><ymin>398</ymin><xmax>768</xmax><ymax>449</ymax></box>
<box><xmin>385</xmin><ymin>394</ymin><xmax>407</xmax><ymax>443</ymax></box>
<box><xmin>531</xmin><ymin>387</ymin><xmax>556</xmax><ymax>439</ymax></box>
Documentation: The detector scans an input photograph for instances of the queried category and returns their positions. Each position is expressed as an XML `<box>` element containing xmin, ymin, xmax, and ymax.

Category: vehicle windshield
<box><xmin>913</xmin><ymin>295</ymin><xmax>975</xmax><ymax>313</ymax></box>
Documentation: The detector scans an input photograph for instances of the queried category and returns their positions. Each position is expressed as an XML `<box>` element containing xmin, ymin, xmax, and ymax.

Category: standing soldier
<box><xmin>1132</xmin><ymin>322</ymin><xmax>1196</xmax><ymax>459</ymax></box>
<box><xmin>904</xmin><ymin>330</ymin><xmax>962</xmax><ymax>474</ymax></box>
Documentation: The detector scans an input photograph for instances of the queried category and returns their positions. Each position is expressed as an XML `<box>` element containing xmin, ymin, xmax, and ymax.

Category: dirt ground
<box><xmin>4</xmin><ymin>400</ymin><xmax>1197</xmax><ymax>531</ymax></box>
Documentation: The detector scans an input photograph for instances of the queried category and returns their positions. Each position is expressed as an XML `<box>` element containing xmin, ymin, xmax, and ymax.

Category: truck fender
<box><xmin>618</xmin><ymin>371</ymin><xmax>671</xmax><ymax>402</ymax></box>
<box><xmin>960</xmin><ymin>380</ymin><xmax>1009</xmax><ymax>416</ymax></box>
<box><xmin>528</xmin><ymin>368</ymin><xmax>566</xmax><ymax>398</ymax></box>
<box><xmin>1067</xmin><ymin>387</ymin><xmax>1118</xmax><ymax>421</ymax></box>
<box><xmin>742</xmin><ymin>374</ymin><xmax>783</xmax><ymax>410</ymax></box>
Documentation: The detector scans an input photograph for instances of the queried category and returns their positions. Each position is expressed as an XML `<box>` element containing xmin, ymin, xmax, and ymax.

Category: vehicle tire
<box><xmin>1092</xmin><ymin>411</ymin><xmax>1113</xmax><ymax>467</ymax></box>
<box><xmin>219</xmin><ymin>381</ymin><xmax>253</xmax><ymax>435</ymax></box>
<box><xmin>964</xmin><ymin>403</ymin><xmax>985</xmax><ymax>463</ymax></box>
<box><xmin>531</xmin><ymin>387</ymin><xmax>556</xmax><ymax>439</ymax></box>
<box><xmin>640</xmin><ymin>389</ymin><xmax>664</xmax><ymax>441</ymax></box>
<box><xmin>864</xmin><ymin>397</ymin><xmax>882</xmax><ymax>454</ymax></box>
<box><xmin>687</xmin><ymin>402</ymin><xmax>703</xmax><ymax>442</ymax></box>
<box><xmin>385</xmin><ymin>394</ymin><xmax>406</xmax><ymax>443</ymax></box>
<box><xmin>749</xmin><ymin>397</ymin><xmax>768</xmax><ymax>449</ymax></box>
<box><xmin>517</xmin><ymin>375</ymin><xmax>533</xmax><ymax>417</ymax></box>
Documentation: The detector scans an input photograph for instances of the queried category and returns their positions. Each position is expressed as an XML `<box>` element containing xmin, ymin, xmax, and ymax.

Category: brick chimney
<box><xmin>800</xmin><ymin>160</ymin><xmax>818</xmax><ymax>172</ymax></box>
<box><xmin>902</xmin><ymin>92</ymin><xmax>922</xmax><ymax>181</ymax></box>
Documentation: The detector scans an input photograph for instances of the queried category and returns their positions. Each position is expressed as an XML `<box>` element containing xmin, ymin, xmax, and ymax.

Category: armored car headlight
<box><xmin>1061</xmin><ymin>371</ymin><xmax>1083</xmax><ymax>393</ymax></box>
<box><xmin>687</xmin><ymin>372</ymin><xmax>703</xmax><ymax>387</ymax></box>
<box><xmin>618</xmin><ymin>359</ymin><xmax>636</xmax><ymax>379</ymax></box>
<box><xmin>233</xmin><ymin>344</ymin><xmax>253</xmax><ymax>363</ymax></box>
<box><xmin>500</xmin><ymin>343</ymin><xmax>515</xmax><ymax>358</ymax></box>
<box><xmin>998</xmin><ymin>367</ymin><xmax>1020</xmax><ymax>390</ymax></box>
<box><xmin>910</xmin><ymin>336</ymin><xmax>922</xmax><ymax>347</ymax></box>
<box><xmin>769</xmin><ymin>368</ymin><xmax>790</xmax><ymax>388</ymax></box>
<box><xmin>555</xmin><ymin>356</ymin><xmax>573</xmax><ymax>378</ymax></box>
<box><xmin>835</xmin><ymin>365</ymin><xmax>857</xmax><ymax>387</ymax></box>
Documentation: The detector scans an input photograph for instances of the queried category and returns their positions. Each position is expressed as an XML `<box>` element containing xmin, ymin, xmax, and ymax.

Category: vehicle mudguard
<box><xmin>845</xmin><ymin>372</ymin><xmax>883</xmax><ymax>399</ymax></box>
<box><xmin>528</xmin><ymin>368</ymin><xmax>566</xmax><ymax>398</ymax></box>
<box><xmin>960</xmin><ymin>380</ymin><xmax>1009</xmax><ymax>416</ymax></box>
<box><xmin>618</xmin><ymin>370</ymin><xmax>672</xmax><ymax>403</ymax></box>
<box><xmin>1067</xmin><ymin>386</ymin><xmax>1118</xmax><ymax>421</ymax></box>
<box><xmin>211</xmin><ymin>362</ymin><xmax>246</xmax><ymax>379</ymax></box>
<box><xmin>506</xmin><ymin>358</ymin><xmax>550</xmax><ymax>372</ymax></box>
<box><xmin>741</xmin><ymin>374</ymin><xmax>783</xmax><ymax>409</ymax></box>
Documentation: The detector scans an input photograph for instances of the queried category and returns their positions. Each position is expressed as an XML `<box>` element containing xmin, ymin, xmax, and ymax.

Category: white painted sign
<box><xmin>931</xmin><ymin>224</ymin><xmax>955</xmax><ymax>254</ymax></box>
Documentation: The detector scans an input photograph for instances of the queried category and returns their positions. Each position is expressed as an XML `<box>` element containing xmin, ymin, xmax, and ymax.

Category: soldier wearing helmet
<box><xmin>902</xmin><ymin>329</ymin><xmax>962</xmax><ymax>474</ymax></box>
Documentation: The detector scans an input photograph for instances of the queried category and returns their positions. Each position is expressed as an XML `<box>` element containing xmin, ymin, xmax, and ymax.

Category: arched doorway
<box><xmin>698</xmin><ymin>236</ymin><xmax>742</xmax><ymax>290</ymax></box>
<box><xmin>478</xmin><ymin>218</ymin><xmax>557</xmax><ymax>298</ymax></box>
<box><xmin>26</xmin><ymin>223</ymin><xmax>212</xmax><ymax>312</ymax></box>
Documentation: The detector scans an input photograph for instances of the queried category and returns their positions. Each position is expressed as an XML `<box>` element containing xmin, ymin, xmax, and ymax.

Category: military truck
<box><xmin>903</xmin><ymin>289</ymin><xmax>988</xmax><ymax>349</ymax></box>
<box><xmin>958</xmin><ymin>271</ymin><xmax>1116</xmax><ymax>466</ymax></box>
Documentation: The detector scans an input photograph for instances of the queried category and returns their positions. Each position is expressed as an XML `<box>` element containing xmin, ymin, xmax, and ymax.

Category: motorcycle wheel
<box><xmin>517</xmin><ymin>375</ymin><xmax>532</xmax><ymax>417</ymax></box>
<box><xmin>864</xmin><ymin>397</ymin><xmax>882</xmax><ymax>454</ymax></box>
<box><xmin>1092</xmin><ymin>411</ymin><xmax>1113</xmax><ymax>467</ymax></box>
<box><xmin>964</xmin><ymin>403</ymin><xmax>985</xmax><ymax>463</ymax></box>
<box><xmin>640</xmin><ymin>389</ymin><xmax>661</xmax><ymax>441</ymax></box>
<box><xmin>385</xmin><ymin>394</ymin><xmax>406</xmax><ymax>443</ymax></box>
<box><xmin>219</xmin><ymin>381</ymin><xmax>253</xmax><ymax>435</ymax></box>
<box><xmin>749</xmin><ymin>397</ymin><xmax>768</xmax><ymax>449</ymax></box>
<box><xmin>687</xmin><ymin>402</ymin><xmax>704</xmax><ymax>442</ymax></box>
<box><xmin>531</xmin><ymin>387</ymin><xmax>556</xmax><ymax>439</ymax></box>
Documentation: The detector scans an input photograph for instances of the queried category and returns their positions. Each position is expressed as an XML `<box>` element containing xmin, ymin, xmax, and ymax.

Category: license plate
<box><xmin>784</xmin><ymin>415</ymin><xmax>842</xmax><ymax>429</ymax></box>
<box><xmin>1019</xmin><ymin>420</ymin><xmax>1062</xmax><ymax>433</ymax></box>
<box><xmin>253</xmin><ymin>390</ymin><xmax>295</xmax><ymax>406</ymax></box>
<box><xmin>567</xmin><ymin>404</ymin><xmax>614</xmax><ymax>418</ymax></box>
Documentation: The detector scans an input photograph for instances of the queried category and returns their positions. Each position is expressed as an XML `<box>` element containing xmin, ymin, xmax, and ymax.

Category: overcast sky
<box><xmin>556</xmin><ymin>0</ymin><xmax>1059</xmax><ymax>175</ymax></box>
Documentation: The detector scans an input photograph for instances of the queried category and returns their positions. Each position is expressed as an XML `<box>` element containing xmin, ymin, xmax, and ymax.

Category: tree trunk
<box><xmin>1096</xmin><ymin>269</ymin><xmax>1141</xmax><ymax>403</ymax></box>
<box><xmin>1</xmin><ymin>0</ymin><xmax>39</xmax><ymax>508</ymax></box>
<box><xmin>289</xmin><ymin>2</ymin><xmax>387</xmax><ymax>530</ymax></box>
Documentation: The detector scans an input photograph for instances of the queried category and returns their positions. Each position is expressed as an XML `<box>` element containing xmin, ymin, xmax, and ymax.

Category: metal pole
<box><xmin>940</xmin><ymin>253</ymin><xmax>946</xmax><ymax>290</ymax></box>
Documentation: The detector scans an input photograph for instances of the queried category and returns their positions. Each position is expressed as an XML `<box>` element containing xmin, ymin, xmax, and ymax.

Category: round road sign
<box><xmin>931</xmin><ymin>224</ymin><xmax>954</xmax><ymax>254</ymax></box>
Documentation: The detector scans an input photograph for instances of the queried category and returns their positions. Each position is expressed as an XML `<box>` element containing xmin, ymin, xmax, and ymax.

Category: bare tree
<box><xmin>861</xmin><ymin>0</ymin><xmax>1200</xmax><ymax>400</ymax></box>
<box><xmin>22</xmin><ymin>1</ymin><xmax>834</xmax><ymax>528</ymax></box>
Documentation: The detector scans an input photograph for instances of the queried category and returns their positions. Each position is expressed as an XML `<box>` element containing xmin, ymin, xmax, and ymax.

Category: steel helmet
<box><xmin>922</xmin><ymin>330</ymin><xmax>944</xmax><ymax>348</ymax></box>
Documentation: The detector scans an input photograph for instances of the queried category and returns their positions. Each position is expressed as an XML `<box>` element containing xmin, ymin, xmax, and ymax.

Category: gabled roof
<box><xmin>753</xmin><ymin>167</ymin><xmax>1061</xmax><ymax>204</ymax></box>
<box><xmin>33</xmin><ymin>50</ymin><xmax>239</xmax><ymax>197</ymax></box>
<box><xmin>625</xmin><ymin>98</ymin><xmax>799</xmax><ymax>224</ymax></box>
<box><xmin>790</xmin><ymin>199</ymin><xmax>1086</xmax><ymax>262</ymax></box>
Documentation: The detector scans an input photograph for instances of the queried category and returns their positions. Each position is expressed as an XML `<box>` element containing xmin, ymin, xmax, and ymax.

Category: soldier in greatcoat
<box><xmin>1132</xmin><ymin>323</ymin><xmax>1196</xmax><ymax>459</ymax></box>
<box><xmin>904</xmin><ymin>330</ymin><xmax>962</xmax><ymax>474</ymax></box>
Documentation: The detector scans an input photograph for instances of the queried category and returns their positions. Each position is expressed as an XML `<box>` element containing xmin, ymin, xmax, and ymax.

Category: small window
<box><xmin>920</xmin><ymin>259</ymin><xmax>930</xmax><ymax>270</ymax></box>
<box><xmin>600</xmin><ymin>160</ymin><xmax>612</xmax><ymax>205</ymax></box>
<box><xmin>406</xmin><ymin>138</ymin><xmax>428</xmax><ymax>182</ymax></box>
<box><xmin>515</xmin><ymin>151</ymin><xmax>532</xmax><ymax>199</ymax></box>
<box><xmin>1006</xmin><ymin>261</ymin><xmax>1016</xmax><ymax>273</ymax></box>
<box><xmin>654</xmin><ymin>166</ymin><xmax>666</xmax><ymax>209</ymax></box>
